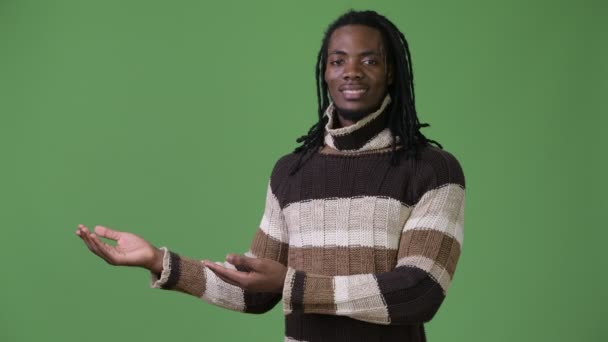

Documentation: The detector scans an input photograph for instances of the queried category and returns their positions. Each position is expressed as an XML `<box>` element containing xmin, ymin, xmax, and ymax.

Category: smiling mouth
<box><xmin>341</xmin><ymin>88</ymin><xmax>367</xmax><ymax>100</ymax></box>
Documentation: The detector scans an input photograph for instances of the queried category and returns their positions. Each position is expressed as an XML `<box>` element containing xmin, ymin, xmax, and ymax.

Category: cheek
<box><xmin>324</xmin><ymin>71</ymin><xmax>339</xmax><ymax>95</ymax></box>
<box><xmin>324</xmin><ymin>69</ymin><xmax>334</xmax><ymax>85</ymax></box>
<box><xmin>372</xmin><ymin>75</ymin><xmax>389</xmax><ymax>94</ymax></box>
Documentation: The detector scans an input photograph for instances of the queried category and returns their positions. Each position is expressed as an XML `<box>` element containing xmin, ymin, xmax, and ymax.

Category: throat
<box><xmin>334</xmin><ymin>102</ymin><xmax>385</xmax><ymax>127</ymax></box>
<box><xmin>335</xmin><ymin>108</ymin><xmax>370</xmax><ymax>126</ymax></box>
<box><xmin>324</xmin><ymin>94</ymin><xmax>394</xmax><ymax>152</ymax></box>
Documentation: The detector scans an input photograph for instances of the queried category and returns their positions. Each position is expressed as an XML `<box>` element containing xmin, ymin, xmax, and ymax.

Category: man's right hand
<box><xmin>75</xmin><ymin>224</ymin><xmax>164</xmax><ymax>274</ymax></box>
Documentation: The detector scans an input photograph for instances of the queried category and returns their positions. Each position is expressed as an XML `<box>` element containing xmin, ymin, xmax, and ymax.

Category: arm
<box><xmin>282</xmin><ymin>162</ymin><xmax>465</xmax><ymax>325</ymax></box>
<box><xmin>150</xmin><ymin>181</ymin><xmax>289</xmax><ymax>314</ymax></box>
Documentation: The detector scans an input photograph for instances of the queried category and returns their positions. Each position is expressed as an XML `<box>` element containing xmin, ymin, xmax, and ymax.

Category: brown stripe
<box><xmin>249</xmin><ymin>228</ymin><xmax>289</xmax><ymax>265</ymax></box>
<box><xmin>397</xmin><ymin>229</ymin><xmax>461</xmax><ymax>278</ymax></box>
<box><xmin>302</xmin><ymin>275</ymin><xmax>336</xmax><ymax>314</ymax></box>
<box><xmin>271</xmin><ymin>145</ymin><xmax>465</xmax><ymax>208</ymax></box>
<box><xmin>332</xmin><ymin>109</ymin><xmax>388</xmax><ymax>151</ymax></box>
<box><xmin>161</xmin><ymin>251</ymin><xmax>181</xmax><ymax>289</ymax></box>
<box><xmin>288</xmin><ymin>246</ymin><xmax>398</xmax><ymax>276</ymax></box>
<box><xmin>173</xmin><ymin>256</ymin><xmax>206</xmax><ymax>297</ymax></box>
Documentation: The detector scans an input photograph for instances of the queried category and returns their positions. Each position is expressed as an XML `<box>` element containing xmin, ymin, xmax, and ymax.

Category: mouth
<box><xmin>340</xmin><ymin>87</ymin><xmax>368</xmax><ymax>100</ymax></box>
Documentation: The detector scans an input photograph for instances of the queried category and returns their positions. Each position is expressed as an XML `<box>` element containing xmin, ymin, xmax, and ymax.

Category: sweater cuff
<box><xmin>149</xmin><ymin>247</ymin><xmax>172</xmax><ymax>289</ymax></box>
<box><xmin>282</xmin><ymin>267</ymin><xmax>297</xmax><ymax>314</ymax></box>
<box><xmin>282</xmin><ymin>267</ymin><xmax>336</xmax><ymax>315</ymax></box>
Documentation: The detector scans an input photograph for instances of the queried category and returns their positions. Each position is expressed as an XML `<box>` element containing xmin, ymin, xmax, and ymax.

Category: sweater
<box><xmin>150</xmin><ymin>96</ymin><xmax>466</xmax><ymax>342</ymax></box>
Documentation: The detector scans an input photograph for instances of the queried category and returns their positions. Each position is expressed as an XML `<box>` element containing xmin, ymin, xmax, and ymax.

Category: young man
<box><xmin>76</xmin><ymin>10</ymin><xmax>465</xmax><ymax>342</ymax></box>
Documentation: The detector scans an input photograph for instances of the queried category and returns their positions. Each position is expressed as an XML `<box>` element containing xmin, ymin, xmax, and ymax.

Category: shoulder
<box><xmin>271</xmin><ymin>151</ymin><xmax>300</xmax><ymax>175</ymax></box>
<box><xmin>409</xmin><ymin>144</ymin><xmax>466</xmax><ymax>190</ymax></box>
<box><xmin>267</xmin><ymin>151</ymin><xmax>300</xmax><ymax>190</ymax></box>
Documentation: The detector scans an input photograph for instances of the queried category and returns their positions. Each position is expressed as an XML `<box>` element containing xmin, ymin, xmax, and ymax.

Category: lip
<box><xmin>339</xmin><ymin>84</ymin><xmax>368</xmax><ymax>100</ymax></box>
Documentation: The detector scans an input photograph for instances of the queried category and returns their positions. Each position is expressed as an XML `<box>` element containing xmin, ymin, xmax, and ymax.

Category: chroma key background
<box><xmin>0</xmin><ymin>0</ymin><xmax>606</xmax><ymax>341</ymax></box>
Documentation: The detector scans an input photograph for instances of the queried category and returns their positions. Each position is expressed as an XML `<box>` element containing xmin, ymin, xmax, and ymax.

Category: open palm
<box><xmin>76</xmin><ymin>224</ymin><xmax>159</xmax><ymax>270</ymax></box>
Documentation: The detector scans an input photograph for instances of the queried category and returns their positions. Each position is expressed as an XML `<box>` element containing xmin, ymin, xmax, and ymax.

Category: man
<box><xmin>76</xmin><ymin>10</ymin><xmax>465</xmax><ymax>342</ymax></box>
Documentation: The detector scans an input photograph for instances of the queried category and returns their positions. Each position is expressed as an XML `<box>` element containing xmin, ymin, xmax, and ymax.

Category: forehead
<box><xmin>327</xmin><ymin>25</ymin><xmax>384</xmax><ymax>53</ymax></box>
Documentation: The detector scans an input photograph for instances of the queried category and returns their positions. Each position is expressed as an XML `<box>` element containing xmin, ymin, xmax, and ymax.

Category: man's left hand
<box><xmin>203</xmin><ymin>254</ymin><xmax>287</xmax><ymax>293</ymax></box>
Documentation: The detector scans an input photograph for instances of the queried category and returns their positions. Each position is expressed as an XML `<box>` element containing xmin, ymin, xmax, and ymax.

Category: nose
<box><xmin>343</xmin><ymin>61</ymin><xmax>363</xmax><ymax>80</ymax></box>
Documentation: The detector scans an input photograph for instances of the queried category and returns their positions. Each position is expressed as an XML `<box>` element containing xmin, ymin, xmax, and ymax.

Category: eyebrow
<box><xmin>328</xmin><ymin>50</ymin><xmax>381</xmax><ymax>57</ymax></box>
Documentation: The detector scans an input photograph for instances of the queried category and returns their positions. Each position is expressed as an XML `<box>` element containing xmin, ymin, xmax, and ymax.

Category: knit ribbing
<box><xmin>149</xmin><ymin>108</ymin><xmax>465</xmax><ymax>342</ymax></box>
<box><xmin>323</xmin><ymin>94</ymin><xmax>396</xmax><ymax>153</ymax></box>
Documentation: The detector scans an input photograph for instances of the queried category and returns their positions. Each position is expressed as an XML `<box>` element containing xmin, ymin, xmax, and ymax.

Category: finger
<box><xmin>90</xmin><ymin>234</ymin><xmax>117</xmax><ymax>264</ymax></box>
<box><xmin>77</xmin><ymin>227</ymin><xmax>92</xmax><ymax>243</ymax></box>
<box><xmin>79</xmin><ymin>227</ymin><xmax>93</xmax><ymax>246</ymax></box>
<box><xmin>81</xmin><ymin>229</ymin><xmax>111</xmax><ymax>263</ymax></box>
<box><xmin>226</xmin><ymin>254</ymin><xmax>262</xmax><ymax>271</ymax></box>
<box><xmin>77</xmin><ymin>226</ymin><xmax>91</xmax><ymax>244</ymax></box>
<box><xmin>81</xmin><ymin>228</ymin><xmax>102</xmax><ymax>255</ymax></box>
<box><xmin>76</xmin><ymin>225</ymin><xmax>87</xmax><ymax>236</ymax></box>
<box><xmin>202</xmin><ymin>260</ymin><xmax>242</xmax><ymax>287</ymax></box>
<box><xmin>94</xmin><ymin>225</ymin><xmax>121</xmax><ymax>241</ymax></box>
<box><xmin>204</xmin><ymin>261</ymin><xmax>250</xmax><ymax>287</ymax></box>
<box><xmin>212</xmin><ymin>270</ymin><xmax>241</xmax><ymax>287</ymax></box>
<box><xmin>79</xmin><ymin>225</ymin><xmax>92</xmax><ymax>238</ymax></box>
<box><xmin>77</xmin><ymin>225</ymin><xmax>89</xmax><ymax>237</ymax></box>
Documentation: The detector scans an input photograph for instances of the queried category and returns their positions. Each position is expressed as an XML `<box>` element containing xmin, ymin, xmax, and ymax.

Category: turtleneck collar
<box><xmin>323</xmin><ymin>94</ymin><xmax>395</xmax><ymax>153</ymax></box>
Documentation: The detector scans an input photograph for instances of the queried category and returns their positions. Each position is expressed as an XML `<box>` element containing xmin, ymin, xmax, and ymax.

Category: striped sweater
<box><xmin>150</xmin><ymin>97</ymin><xmax>466</xmax><ymax>342</ymax></box>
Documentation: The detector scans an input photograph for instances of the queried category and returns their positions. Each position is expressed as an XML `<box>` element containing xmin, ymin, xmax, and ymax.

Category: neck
<box><xmin>336</xmin><ymin>115</ymin><xmax>356</xmax><ymax>128</ymax></box>
<box><xmin>334</xmin><ymin>100</ymin><xmax>386</xmax><ymax>128</ymax></box>
<box><xmin>324</xmin><ymin>94</ymin><xmax>397</xmax><ymax>153</ymax></box>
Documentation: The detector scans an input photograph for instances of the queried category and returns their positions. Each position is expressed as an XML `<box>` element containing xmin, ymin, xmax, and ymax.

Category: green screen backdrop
<box><xmin>1</xmin><ymin>0</ymin><xmax>606</xmax><ymax>341</ymax></box>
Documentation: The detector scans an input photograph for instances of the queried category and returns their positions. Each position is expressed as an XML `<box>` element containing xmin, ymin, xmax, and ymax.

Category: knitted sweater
<box><xmin>150</xmin><ymin>97</ymin><xmax>466</xmax><ymax>342</ymax></box>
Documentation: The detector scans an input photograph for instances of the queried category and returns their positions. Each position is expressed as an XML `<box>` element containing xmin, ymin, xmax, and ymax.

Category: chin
<box><xmin>334</xmin><ymin>103</ymin><xmax>375</xmax><ymax>122</ymax></box>
<box><xmin>334</xmin><ymin>103</ymin><xmax>382</xmax><ymax>121</ymax></box>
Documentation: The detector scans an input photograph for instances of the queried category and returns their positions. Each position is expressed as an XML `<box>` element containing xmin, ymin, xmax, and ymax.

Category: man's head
<box><xmin>293</xmin><ymin>10</ymin><xmax>441</xmax><ymax>168</ymax></box>
<box><xmin>315</xmin><ymin>10</ymin><xmax>410</xmax><ymax>123</ymax></box>
<box><xmin>325</xmin><ymin>24</ymin><xmax>392</xmax><ymax>122</ymax></box>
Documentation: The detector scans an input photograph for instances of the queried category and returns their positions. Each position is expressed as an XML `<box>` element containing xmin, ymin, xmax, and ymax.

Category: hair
<box><xmin>289</xmin><ymin>10</ymin><xmax>442</xmax><ymax>175</ymax></box>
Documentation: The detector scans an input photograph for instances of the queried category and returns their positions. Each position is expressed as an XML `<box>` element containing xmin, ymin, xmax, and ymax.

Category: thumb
<box><xmin>94</xmin><ymin>225</ymin><xmax>121</xmax><ymax>241</ymax></box>
<box><xmin>227</xmin><ymin>254</ymin><xmax>260</xmax><ymax>270</ymax></box>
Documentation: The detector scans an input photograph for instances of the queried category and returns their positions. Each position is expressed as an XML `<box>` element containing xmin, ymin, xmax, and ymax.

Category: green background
<box><xmin>1</xmin><ymin>0</ymin><xmax>606</xmax><ymax>341</ymax></box>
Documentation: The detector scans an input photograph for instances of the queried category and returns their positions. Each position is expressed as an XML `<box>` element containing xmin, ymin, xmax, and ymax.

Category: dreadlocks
<box><xmin>290</xmin><ymin>10</ymin><xmax>442</xmax><ymax>175</ymax></box>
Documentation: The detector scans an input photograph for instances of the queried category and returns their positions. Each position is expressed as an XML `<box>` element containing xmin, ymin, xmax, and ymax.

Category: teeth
<box><xmin>343</xmin><ymin>89</ymin><xmax>366</xmax><ymax>94</ymax></box>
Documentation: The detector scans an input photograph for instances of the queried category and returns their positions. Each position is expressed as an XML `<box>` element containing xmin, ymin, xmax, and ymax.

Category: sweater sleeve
<box><xmin>149</xmin><ymin>180</ymin><xmax>290</xmax><ymax>314</ymax></box>
<box><xmin>282</xmin><ymin>155</ymin><xmax>465</xmax><ymax>325</ymax></box>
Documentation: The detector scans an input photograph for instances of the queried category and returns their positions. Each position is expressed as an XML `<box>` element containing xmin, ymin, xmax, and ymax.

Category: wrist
<box><xmin>146</xmin><ymin>247</ymin><xmax>165</xmax><ymax>274</ymax></box>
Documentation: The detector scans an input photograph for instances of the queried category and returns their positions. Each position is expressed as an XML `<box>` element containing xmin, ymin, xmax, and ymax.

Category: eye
<box><xmin>363</xmin><ymin>59</ymin><xmax>378</xmax><ymax>65</ymax></box>
<box><xmin>329</xmin><ymin>59</ymin><xmax>344</xmax><ymax>66</ymax></box>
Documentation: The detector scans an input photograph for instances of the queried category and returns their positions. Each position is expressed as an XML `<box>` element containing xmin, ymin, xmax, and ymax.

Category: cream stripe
<box><xmin>403</xmin><ymin>184</ymin><xmax>465</xmax><ymax>246</ymax></box>
<box><xmin>358</xmin><ymin>128</ymin><xmax>397</xmax><ymax>151</ymax></box>
<box><xmin>324</xmin><ymin>132</ymin><xmax>337</xmax><ymax>150</ymax></box>
<box><xmin>324</xmin><ymin>94</ymin><xmax>391</xmax><ymax>136</ymax></box>
<box><xmin>284</xmin><ymin>196</ymin><xmax>412</xmax><ymax>248</ymax></box>
<box><xmin>334</xmin><ymin>274</ymin><xmax>390</xmax><ymax>324</ymax></box>
<box><xmin>260</xmin><ymin>182</ymin><xmax>289</xmax><ymax>243</ymax></box>
<box><xmin>149</xmin><ymin>246</ymin><xmax>172</xmax><ymax>288</ymax></box>
<box><xmin>285</xmin><ymin>337</ymin><xmax>309</xmax><ymax>342</ymax></box>
<box><xmin>282</xmin><ymin>267</ymin><xmax>297</xmax><ymax>315</ymax></box>
<box><xmin>202</xmin><ymin>264</ymin><xmax>246</xmax><ymax>312</ymax></box>
<box><xmin>396</xmin><ymin>255</ymin><xmax>452</xmax><ymax>293</ymax></box>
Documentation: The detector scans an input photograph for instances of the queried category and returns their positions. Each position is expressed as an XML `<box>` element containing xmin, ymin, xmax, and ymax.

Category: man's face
<box><xmin>325</xmin><ymin>24</ymin><xmax>391</xmax><ymax>121</ymax></box>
